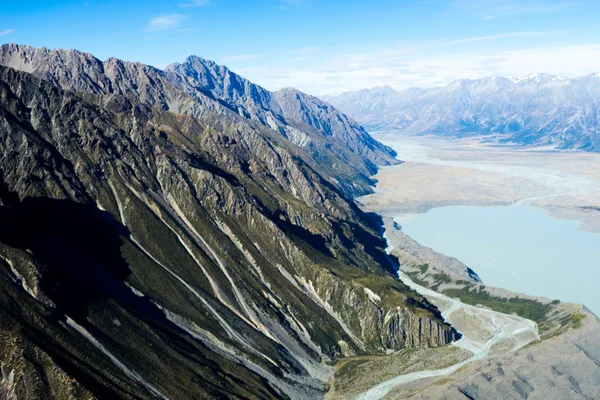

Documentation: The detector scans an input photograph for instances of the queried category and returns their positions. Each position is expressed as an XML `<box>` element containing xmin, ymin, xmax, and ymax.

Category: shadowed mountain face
<box><xmin>0</xmin><ymin>46</ymin><xmax>456</xmax><ymax>400</ymax></box>
<box><xmin>324</xmin><ymin>75</ymin><xmax>600</xmax><ymax>151</ymax></box>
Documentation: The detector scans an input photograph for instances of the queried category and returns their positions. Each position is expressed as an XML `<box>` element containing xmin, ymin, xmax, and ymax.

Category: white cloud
<box><xmin>237</xmin><ymin>42</ymin><xmax>600</xmax><ymax>96</ymax></box>
<box><xmin>220</xmin><ymin>54</ymin><xmax>260</xmax><ymax>62</ymax></box>
<box><xmin>0</xmin><ymin>29</ymin><xmax>15</xmax><ymax>36</ymax></box>
<box><xmin>449</xmin><ymin>0</ymin><xmax>575</xmax><ymax>17</ymax></box>
<box><xmin>180</xmin><ymin>0</ymin><xmax>210</xmax><ymax>7</ymax></box>
<box><xmin>483</xmin><ymin>15</ymin><xmax>496</xmax><ymax>20</ymax></box>
<box><xmin>146</xmin><ymin>14</ymin><xmax>185</xmax><ymax>32</ymax></box>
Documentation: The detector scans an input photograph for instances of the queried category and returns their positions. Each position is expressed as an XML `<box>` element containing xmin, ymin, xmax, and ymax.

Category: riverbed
<box><xmin>361</xmin><ymin>133</ymin><xmax>600</xmax><ymax>315</ymax></box>
<box><xmin>366</xmin><ymin>132</ymin><xmax>600</xmax><ymax>231</ymax></box>
<box><xmin>354</xmin><ymin>230</ymin><xmax>539</xmax><ymax>400</ymax></box>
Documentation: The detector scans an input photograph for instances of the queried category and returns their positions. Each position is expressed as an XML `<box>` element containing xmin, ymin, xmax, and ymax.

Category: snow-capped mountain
<box><xmin>323</xmin><ymin>73</ymin><xmax>600</xmax><ymax>151</ymax></box>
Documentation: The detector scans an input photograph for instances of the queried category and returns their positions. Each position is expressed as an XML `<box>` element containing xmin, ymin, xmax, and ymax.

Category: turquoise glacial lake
<box><xmin>398</xmin><ymin>205</ymin><xmax>600</xmax><ymax>316</ymax></box>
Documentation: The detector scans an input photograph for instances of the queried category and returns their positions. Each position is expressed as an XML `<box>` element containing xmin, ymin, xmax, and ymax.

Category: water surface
<box><xmin>397</xmin><ymin>205</ymin><xmax>600</xmax><ymax>316</ymax></box>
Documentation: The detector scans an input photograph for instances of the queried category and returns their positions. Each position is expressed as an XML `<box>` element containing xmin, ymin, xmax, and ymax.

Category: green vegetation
<box><xmin>569</xmin><ymin>312</ymin><xmax>586</xmax><ymax>329</ymax></box>
<box><xmin>415</xmin><ymin>263</ymin><xmax>429</xmax><ymax>274</ymax></box>
<box><xmin>407</xmin><ymin>274</ymin><xmax>431</xmax><ymax>288</ymax></box>
<box><xmin>539</xmin><ymin>312</ymin><xmax>587</xmax><ymax>340</ymax></box>
<box><xmin>404</xmin><ymin>263</ymin><xmax>432</xmax><ymax>287</ymax></box>
<box><xmin>354</xmin><ymin>275</ymin><xmax>438</xmax><ymax>318</ymax></box>
<box><xmin>442</xmin><ymin>286</ymin><xmax>555</xmax><ymax>327</ymax></box>
<box><xmin>428</xmin><ymin>273</ymin><xmax>453</xmax><ymax>290</ymax></box>
<box><xmin>404</xmin><ymin>266</ymin><xmax>454</xmax><ymax>291</ymax></box>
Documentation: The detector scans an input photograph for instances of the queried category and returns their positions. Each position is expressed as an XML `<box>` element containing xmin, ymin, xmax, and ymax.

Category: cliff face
<box><xmin>0</xmin><ymin>46</ymin><xmax>456</xmax><ymax>400</ymax></box>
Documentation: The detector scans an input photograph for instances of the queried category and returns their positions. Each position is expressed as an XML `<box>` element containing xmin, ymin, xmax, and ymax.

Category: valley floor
<box><xmin>365</xmin><ymin>132</ymin><xmax>600</xmax><ymax>232</ymax></box>
<box><xmin>342</xmin><ymin>133</ymin><xmax>600</xmax><ymax>399</ymax></box>
<box><xmin>328</xmin><ymin>224</ymin><xmax>540</xmax><ymax>399</ymax></box>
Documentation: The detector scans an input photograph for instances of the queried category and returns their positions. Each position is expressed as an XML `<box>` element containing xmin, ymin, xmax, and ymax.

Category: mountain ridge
<box><xmin>0</xmin><ymin>45</ymin><xmax>455</xmax><ymax>399</ymax></box>
<box><xmin>324</xmin><ymin>73</ymin><xmax>600</xmax><ymax>151</ymax></box>
<box><xmin>0</xmin><ymin>43</ymin><xmax>397</xmax><ymax>197</ymax></box>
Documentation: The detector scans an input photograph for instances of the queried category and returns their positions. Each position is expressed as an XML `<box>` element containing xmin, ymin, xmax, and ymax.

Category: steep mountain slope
<box><xmin>325</xmin><ymin>74</ymin><xmax>600</xmax><ymax>151</ymax></box>
<box><xmin>163</xmin><ymin>56</ymin><xmax>397</xmax><ymax>196</ymax></box>
<box><xmin>0</xmin><ymin>47</ymin><xmax>456</xmax><ymax>400</ymax></box>
<box><xmin>0</xmin><ymin>44</ymin><xmax>397</xmax><ymax>197</ymax></box>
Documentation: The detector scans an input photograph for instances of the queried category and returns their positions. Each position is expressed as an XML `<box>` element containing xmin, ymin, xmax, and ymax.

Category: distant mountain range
<box><xmin>323</xmin><ymin>73</ymin><xmax>600</xmax><ymax>151</ymax></box>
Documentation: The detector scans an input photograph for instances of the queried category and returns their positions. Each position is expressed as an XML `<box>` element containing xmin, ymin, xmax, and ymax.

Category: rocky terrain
<box><xmin>324</xmin><ymin>74</ymin><xmax>600</xmax><ymax>151</ymax></box>
<box><xmin>0</xmin><ymin>45</ymin><xmax>456</xmax><ymax>399</ymax></box>
<box><xmin>342</xmin><ymin>133</ymin><xmax>600</xmax><ymax>399</ymax></box>
<box><xmin>2</xmin><ymin>43</ymin><xmax>598</xmax><ymax>400</ymax></box>
<box><xmin>390</xmin><ymin>311</ymin><xmax>600</xmax><ymax>400</ymax></box>
<box><xmin>0</xmin><ymin>44</ymin><xmax>398</xmax><ymax>197</ymax></box>
<box><xmin>326</xmin><ymin>216</ymin><xmax>600</xmax><ymax>400</ymax></box>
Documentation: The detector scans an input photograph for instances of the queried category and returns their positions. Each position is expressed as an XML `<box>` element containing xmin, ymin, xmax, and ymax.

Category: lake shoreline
<box><xmin>394</xmin><ymin>204</ymin><xmax>600</xmax><ymax>317</ymax></box>
<box><xmin>358</xmin><ymin>133</ymin><xmax>600</xmax><ymax>316</ymax></box>
<box><xmin>365</xmin><ymin>133</ymin><xmax>600</xmax><ymax>233</ymax></box>
<box><xmin>340</xmin><ymin>212</ymin><xmax>600</xmax><ymax>399</ymax></box>
<box><xmin>338</xmin><ymin>132</ymin><xmax>600</xmax><ymax>398</ymax></box>
<box><xmin>346</xmin><ymin>214</ymin><xmax>582</xmax><ymax>399</ymax></box>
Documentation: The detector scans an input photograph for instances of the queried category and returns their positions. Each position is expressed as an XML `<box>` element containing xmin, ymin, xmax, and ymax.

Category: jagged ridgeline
<box><xmin>324</xmin><ymin>77</ymin><xmax>600</xmax><ymax>151</ymax></box>
<box><xmin>0</xmin><ymin>45</ymin><xmax>457</xmax><ymax>399</ymax></box>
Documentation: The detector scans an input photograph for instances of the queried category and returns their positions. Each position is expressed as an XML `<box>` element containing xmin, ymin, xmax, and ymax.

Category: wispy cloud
<box><xmin>237</xmin><ymin>41</ymin><xmax>600</xmax><ymax>96</ymax></box>
<box><xmin>435</xmin><ymin>31</ymin><xmax>559</xmax><ymax>46</ymax></box>
<box><xmin>145</xmin><ymin>14</ymin><xmax>185</xmax><ymax>32</ymax></box>
<box><xmin>220</xmin><ymin>54</ymin><xmax>260</xmax><ymax>62</ymax></box>
<box><xmin>450</xmin><ymin>0</ymin><xmax>575</xmax><ymax>18</ymax></box>
<box><xmin>382</xmin><ymin>30</ymin><xmax>561</xmax><ymax>53</ymax></box>
<box><xmin>0</xmin><ymin>29</ymin><xmax>15</xmax><ymax>36</ymax></box>
<box><xmin>482</xmin><ymin>15</ymin><xmax>496</xmax><ymax>20</ymax></box>
<box><xmin>180</xmin><ymin>0</ymin><xmax>210</xmax><ymax>8</ymax></box>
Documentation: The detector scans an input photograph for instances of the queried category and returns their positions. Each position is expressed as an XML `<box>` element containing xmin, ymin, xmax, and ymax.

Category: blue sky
<box><xmin>2</xmin><ymin>0</ymin><xmax>600</xmax><ymax>94</ymax></box>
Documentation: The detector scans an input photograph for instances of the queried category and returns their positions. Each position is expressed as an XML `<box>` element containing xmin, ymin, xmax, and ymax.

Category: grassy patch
<box><xmin>404</xmin><ymin>273</ymin><xmax>431</xmax><ymax>289</ymax></box>
<box><xmin>442</xmin><ymin>286</ymin><xmax>555</xmax><ymax>327</ymax></box>
<box><xmin>415</xmin><ymin>263</ymin><xmax>429</xmax><ymax>274</ymax></box>
<box><xmin>568</xmin><ymin>312</ymin><xmax>586</xmax><ymax>329</ymax></box>
<box><xmin>403</xmin><ymin>268</ymin><xmax>454</xmax><ymax>291</ymax></box>
<box><xmin>354</xmin><ymin>276</ymin><xmax>432</xmax><ymax>316</ymax></box>
<box><xmin>428</xmin><ymin>274</ymin><xmax>453</xmax><ymax>291</ymax></box>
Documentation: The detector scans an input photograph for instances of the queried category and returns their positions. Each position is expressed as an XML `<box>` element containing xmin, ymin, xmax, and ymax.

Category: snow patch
<box><xmin>364</xmin><ymin>287</ymin><xmax>381</xmax><ymax>303</ymax></box>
